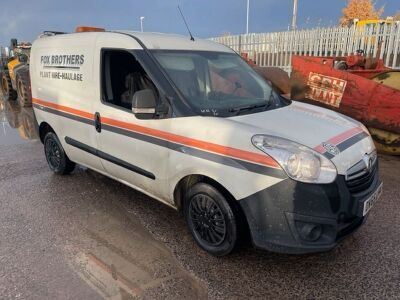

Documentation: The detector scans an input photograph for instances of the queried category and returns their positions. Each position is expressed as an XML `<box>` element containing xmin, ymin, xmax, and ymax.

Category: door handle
<box><xmin>94</xmin><ymin>112</ymin><xmax>101</xmax><ymax>133</ymax></box>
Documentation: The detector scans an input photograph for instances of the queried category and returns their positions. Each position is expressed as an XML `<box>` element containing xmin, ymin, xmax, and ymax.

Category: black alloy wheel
<box><xmin>44</xmin><ymin>132</ymin><xmax>75</xmax><ymax>175</ymax></box>
<box><xmin>184</xmin><ymin>183</ymin><xmax>238</xmax><ymax>256</ymax></box>
<box><xmin>45</xmin><ymin>137</ymin><xmax>62</xmax><ymax>170</ymax></box>
<box><xmin>189</xmin><ymin>194</ymin><xmax>227</xmax><ymax>246</ymax></box>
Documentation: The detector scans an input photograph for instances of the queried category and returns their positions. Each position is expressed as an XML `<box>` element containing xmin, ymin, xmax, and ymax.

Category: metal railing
<box><xmin>211</xmin><ymin>23</ymin><xmax>400</xmax><ymax>72</ymax></box>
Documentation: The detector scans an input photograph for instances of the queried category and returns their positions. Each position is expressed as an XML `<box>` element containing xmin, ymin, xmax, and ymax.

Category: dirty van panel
<box><xmin>30</xmin><ymin>33</ymin><xmax>104</xmax><ymax>171</ymax></box>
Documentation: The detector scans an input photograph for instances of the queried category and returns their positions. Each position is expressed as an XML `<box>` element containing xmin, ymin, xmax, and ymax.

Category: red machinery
<box><xmin>241</xmin><ymin>52</ymin><xmax>291</xmax><ymax>95</ymax></box>
<box><xmin>289</xmin><ymin>53</ymin><xmax>400</xmax><ymax>155</ymax></box>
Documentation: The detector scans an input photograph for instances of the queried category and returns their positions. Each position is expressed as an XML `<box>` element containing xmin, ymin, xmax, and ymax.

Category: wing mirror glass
<box><xmin>131</xmin><ymin>89</ymin><xmax>156</xmax><ymax>119</ymax></box>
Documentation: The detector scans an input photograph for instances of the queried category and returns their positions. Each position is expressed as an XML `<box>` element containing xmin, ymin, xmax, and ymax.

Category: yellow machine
<box><xmin>0</xmin><ymin>39</ymin><xmax>32</xmax><ymax>107</ymax></box>
<box><xmin>355</xmin><ymin>18</ymin><xmax>397</xmax><ymax>28</ymax></box>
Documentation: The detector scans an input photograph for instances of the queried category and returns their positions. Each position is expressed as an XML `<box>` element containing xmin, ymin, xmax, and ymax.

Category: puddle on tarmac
<box><xmin>64</xmin><ymin>199</ymin><xmax>207</xmax><ymax>299</ymax></box>
<box><xmin>0</xmin><ymin>97</ymin><xmax>38</xmax><ymax>145</ymax></box>
<box><xmin>0</xmin><ymin>96</ymin><xmax>206</xmax><ymax>298</ymax></box>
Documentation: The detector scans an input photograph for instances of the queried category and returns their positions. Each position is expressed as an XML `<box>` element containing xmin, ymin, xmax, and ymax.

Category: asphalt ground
<box><xmin>1</xmin><ymin>99</ymin><xmax>400</xmax><ymax>299</ymax></box>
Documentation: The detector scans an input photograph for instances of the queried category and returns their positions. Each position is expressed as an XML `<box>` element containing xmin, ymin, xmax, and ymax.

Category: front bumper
<box><xmin>239</xmin><ymin>162</ymin><xmax>381</xmax><ymax>254</ymax></box>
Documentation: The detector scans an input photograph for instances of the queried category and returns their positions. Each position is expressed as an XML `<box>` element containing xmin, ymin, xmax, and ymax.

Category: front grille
<box><xmin>345</xmin><ymin>154</ymin><xmax>378</xmax><ymax>194</ymax></box>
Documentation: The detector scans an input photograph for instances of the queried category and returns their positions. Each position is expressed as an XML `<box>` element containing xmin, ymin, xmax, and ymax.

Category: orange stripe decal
<box><xmin>101</xmin><ymin>117</ymin><xmax>279</xmax><ymax>168</ymax></box>
<box><xmin>33</xmin><ymin>98</ymin><xmax>280</xmax><ymax>169</ymax></box>
<box><xmin>32</xmin><ymin>98</ymin><xmax>94</xmax><ymax>120</ymax></box>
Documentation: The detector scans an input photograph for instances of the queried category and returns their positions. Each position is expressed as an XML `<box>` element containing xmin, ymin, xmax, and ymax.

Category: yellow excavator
<box><xmin>0</xmin><ymin>39</ymin><xmax>32</xmax><ymax>107</ymax></box>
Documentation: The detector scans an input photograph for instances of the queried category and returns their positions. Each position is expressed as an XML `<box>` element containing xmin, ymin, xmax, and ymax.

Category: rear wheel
<box><xmin>184</xmin><ymin>183</ymin><xmax>238</xmax><ymax>256</ymax></box>
<box><xmin>1</xmin><ymin>71</ymin><xmax>17</xmax><ymax>101</ymax></box>
<box><xmin>44</xmin><ymin>132</ymin><xmax>76</xmax><ymax>175</ymax></box>
<box><xmin>16</xmin><ymin>72</ymin><xmax>32</xmax><ymax>107</ymax></box>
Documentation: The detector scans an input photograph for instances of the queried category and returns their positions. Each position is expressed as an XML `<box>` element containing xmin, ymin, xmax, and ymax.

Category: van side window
<box><xmin>101</xmin><ymin>50</ymin><xmax>158</xmax><ymax>110</ymax></box>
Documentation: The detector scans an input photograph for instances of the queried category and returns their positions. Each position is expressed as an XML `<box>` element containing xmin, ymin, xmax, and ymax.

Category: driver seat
<box><xmin>120</xmin><ymin>72</ymin><xmax>154</xmax><ymax>109</ymax></box>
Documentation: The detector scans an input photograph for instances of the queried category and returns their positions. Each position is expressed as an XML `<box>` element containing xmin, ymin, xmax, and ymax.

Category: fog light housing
<box><xmin>298</xmin><ymin>222</ymin><xmax>323</xmax><ymax>242</ymax></box>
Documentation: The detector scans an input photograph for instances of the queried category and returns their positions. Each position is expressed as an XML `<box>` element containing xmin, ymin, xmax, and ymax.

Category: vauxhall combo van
<box><xmin>31</xmin><ymin>27</ymin><xmax>382</xmax><ymax>256</ymax></box>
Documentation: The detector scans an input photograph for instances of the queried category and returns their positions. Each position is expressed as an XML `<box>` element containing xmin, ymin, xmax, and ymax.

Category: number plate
<box><xmin>362</xmin><ymin>183</ymin><xmax>383</xmax><ymax>216</ymax></box>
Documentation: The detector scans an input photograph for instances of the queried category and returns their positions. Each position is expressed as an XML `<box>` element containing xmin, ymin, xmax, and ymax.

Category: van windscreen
<box><xmin>151</xmin><ymin>50</ymin><xmax>282</xmax><ymax>117</ymax></box>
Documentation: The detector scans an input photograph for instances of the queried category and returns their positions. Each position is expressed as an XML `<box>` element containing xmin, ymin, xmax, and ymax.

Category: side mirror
<box><xmin>132</xmin><ymin>89</ymin><xmax>156</xmax><ymax>119</ymax></box>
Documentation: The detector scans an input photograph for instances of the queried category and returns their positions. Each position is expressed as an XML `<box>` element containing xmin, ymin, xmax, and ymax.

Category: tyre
<box><xmin>16</xmin><ymin>72</ymin><xmax>32</xmax><ymax>107</ymax></box>
<box><xmin>44</xmin><ymin>132</ymin><xmax>76</xmax><ymax>175</ymax></box>
<box><xmin>1</xmin><ymin>71</ymin><xmax>17</xmax><ymax>101</ymax></box>
<box><xmin>184</xmin><ymin>183</ymin><xmax>238</xmax><ymax>256</ymax></box>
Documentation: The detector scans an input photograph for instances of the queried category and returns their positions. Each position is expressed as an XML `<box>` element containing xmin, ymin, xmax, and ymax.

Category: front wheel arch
<box><xmin>173</xmin><ymin>174</ymin><xmax>233</xmax><ymax>211</ymax></box>
<box><xmin>173</xmin><ymin>174</ymin><xmax>251</xmax><ymax>243</ymax></box>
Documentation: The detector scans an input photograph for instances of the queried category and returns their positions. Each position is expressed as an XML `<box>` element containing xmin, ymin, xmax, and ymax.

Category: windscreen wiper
<box><xmin>228</xmin><ymin>102</ymin><xmax>271</xmax><ymax>115</ymax></box>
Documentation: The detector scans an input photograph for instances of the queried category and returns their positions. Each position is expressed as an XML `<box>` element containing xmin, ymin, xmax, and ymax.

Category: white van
<box><xmin>31</xmin><ymin>27</ymin><xmax>382</xmax><ymax>256</ymax></box>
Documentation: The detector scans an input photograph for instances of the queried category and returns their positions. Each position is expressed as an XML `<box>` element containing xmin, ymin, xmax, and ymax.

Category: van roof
<box><xmin>38</xmin><ymin>30</ymin><xmax>233</xmax><ymax>53</ymax></box>
<box><xmin>116</xmin><ymin>31</ymin><xmax>233</xmax><ymax>52</ymax></box>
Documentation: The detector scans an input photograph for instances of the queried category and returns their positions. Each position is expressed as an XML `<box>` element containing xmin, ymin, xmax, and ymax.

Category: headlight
<box><xmin>252</xmin><ymin>135</ymin><xmax>337</xmax><ymax>184</ymax></box>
